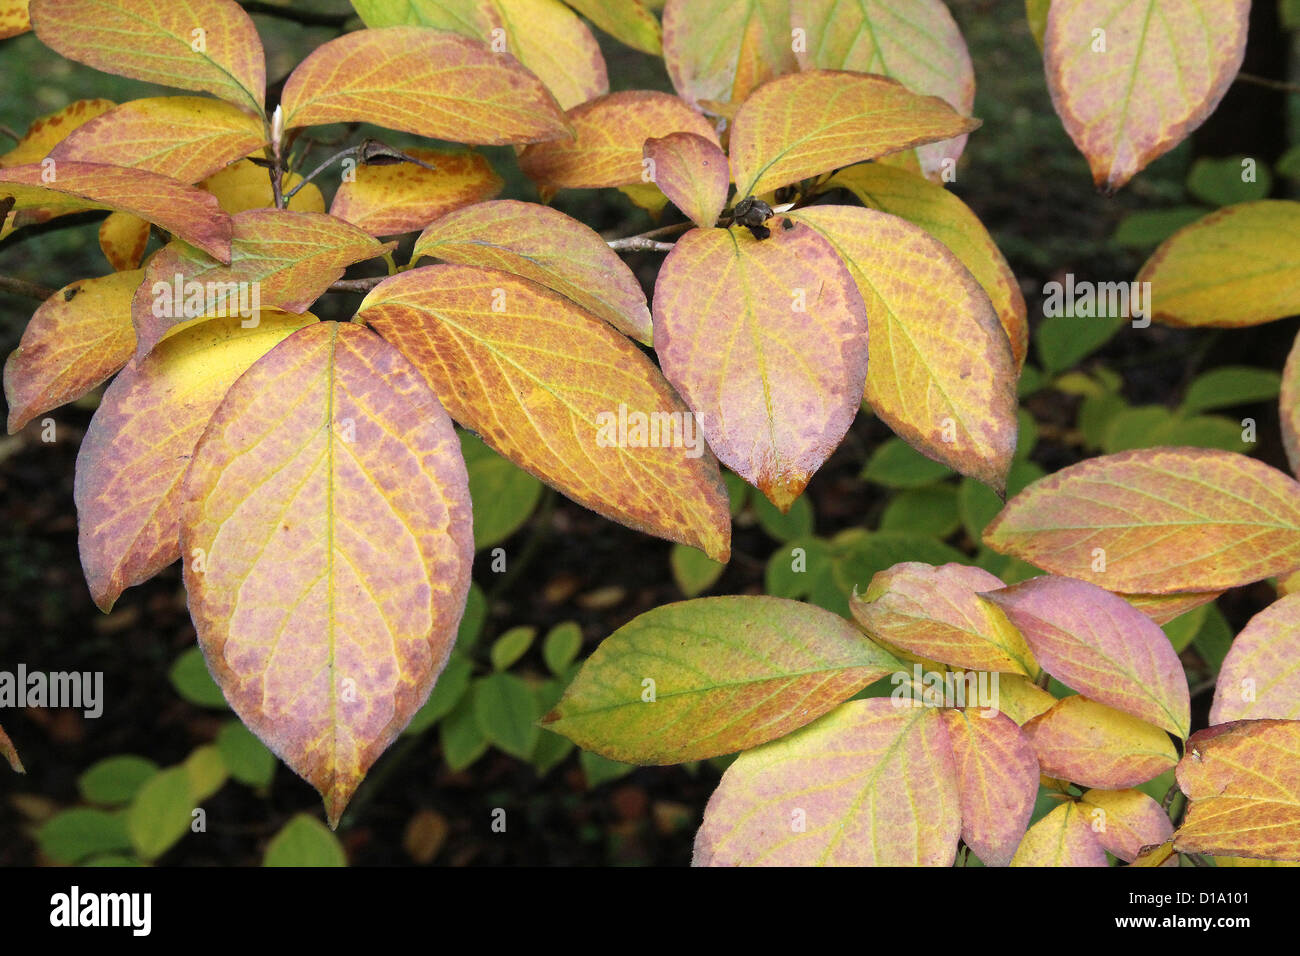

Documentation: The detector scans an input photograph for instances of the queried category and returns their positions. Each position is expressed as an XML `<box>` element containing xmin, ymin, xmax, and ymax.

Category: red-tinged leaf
<box><xmin>49</xmin><ymin>96</ymin><xmax>266</xmax><ymax>184</ymax></box>
<box><xmin>662</xmin><ymin>0</ymin><xmax>796</xmax><ymax>108</ymax></box>
<box><xmin>1010</xmin><ymin>802</ymin><xmax>1108</xmax><ymax>866</ymax></box>
<box><xmin>982</xmin><ymin>576</ymin><xmax>1190</xmax><ymax>738</ymax></box>
<box><xmin>99</xmin><ymin>212</ymin><xmax>151</xmax><ymax>271</ymax></box>
<box><xmin>1043</xmin><ymin>0</ymin><xmax>1248</xmax><ymax>192</ymax></box>
<box><xmin>1078</xmin><ymin>788</ymin><xmax>1174</xmax><ymax>863</ymax></box>
<box><xmin>850</xmin><ymin>562</ymin><xmax>1036</xmax><ymax>676</ymax></box>
<box><xmin>983</xmin><ymin>448</ymin><xmax>1300</xmax><ymax>594</ymax></box>
<box><xmin>0</xmin><ymin>722</ymin><xmax>23</xmax><ymax>773</ymax></box>
<box><xmin>693</xmin><ymin>699</ymin><xmax>961</xmax><ymax>866</ymax></box>
<box><xmin>1176</xmin><ymin>719</ymin><xmax>1300</xmax><ymax>862</ymax></box>
<box><xmin>132</xmin><ymin>209</ymin><xmax>388</xmax><ymax>357</ymax></box>
<box><xmin>1137</xmin><ymin>201</ymin><xmax>1300</xmax><ymax>328</ymax></box>
<box><xmin>30</xmin><ymin>0</ymin><xmax>266</xmax><ymax>116</ymax></box>
<box><xmin>1023</xmin><ymin>695</ymin><xmax>1178</xmax><ymax>790</ymax></box>
<box><xmin>940</xmin><ymin>709</ymin><xmax>1038</xmax><ymax>867</ymax></box>
<box><xmin>653</xmin><ymin>222</ymin><xmax>868</xmax><ymax>510</ymax></box>
<box><xmin>541</xmin><ymin>596</ymin><xmax>900</xmax><ymax>763</ymax></box>
<box><xmin>791</xmin><ymin>205</ymin><xmax>1017</xmax><ymax>491</ymax></box>
<box><xmin>0</xmin><ymin>161</ymin><xmax>231</xmax><ymax>261</ymax></box>
<box><xmin>180</xmin><ymin>322</ymin><xmax>474</xmax><ymax>825</ymax></box>
<box><xmin>75</xmin><ymin>311</ymin><xmax>316</xmax><ymax>612</ymax></box>
<box><xmin>729</xmin><ymin>71</ymin><xmax>981</xmax><ymax>198</ymax></box>
<box><xmin>358</xmin><ymin>264</ymin><xmax>731</xmax><ymax>560</ymax></box>
<box><xmin>1283</xmin><ymin>328</ymin><xmax>1300</xmax><ymax>476</ymax></box>
<box><xmin>1211</xmin><ymin>594</ymin><xmax>1300</xmax><ymax>723</ymax></box>
<box><xmin>492</xmin><ymin>0</ymin><xmax>607</xmax><ymax>110</ymax></box>
<box><xmin>4</xmin><ymin>270</ymin><xmax>143</xmax><ymax>433</ymax></box>
<box><xmin>791</xmin><ymin>0</ymin><xmax>975</xmax><ymax>179</ymax></box>
<box><xmin>328</xmin><ymin>147</ymin><xmax>502</xmax><ymax>238</ymax></box>
<box><xmin>643</xmin><ymin>133</ymin><xmax>728</xmax><ymax>230</ymax></box>
<box><xmin>0</xmin><ymin>0</ymin><xmax>29</xmax><ymax>38</ymax></box>
<box><xmin>280</xmin><ymin>27</ymin><xmax>570</xmax><ymax>145</ymax></box>
<box><xmin>825</xmin><ymin>162</ymin><xmax>1028</xmax><ymax>369</ymax></box>
<box><xmin>518</xmin><ymin>90</ymin><xmax>720</xmax><ymax>192</ymax></box>
<box><xmin>412</xmin><ymin>200</ymin><xmax>652</xmax><ymax>344</ymax></box>
<box><xmin>562</xmin><ymin>0</ymin><xmax>661</xmax><ymax>55</ymax></box>
<box><xmin>1122</xmin><ymin>589</ymin><xmax>1222</xmax><ymax>626</ymax></box>
<box><xmin>0</xmin><ymin>99</ymin><xmax>115</xmax><ymax>167</ymax></box>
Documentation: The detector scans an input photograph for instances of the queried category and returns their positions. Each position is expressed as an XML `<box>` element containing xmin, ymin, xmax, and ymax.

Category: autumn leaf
<box><xmin>411</xmin><ymin>199</ymin><xmax>652</xmax><ymax>343</ymax></box>
<box><xmin>280</xmin><ymin>26</ymin><xmax>570</xmax><ymax>145</ymax></box>
<box><xmin>562</xmin><ymin>0</ymin><xmax>661</xmax><ymax>55</ymax></box>
<box><xmin>1175</xmin><ymin>719</ymin><xmax>1300</xmax><ymax>862</ymax></box>
<box><xmin>791</xmin><ymin>205</ymin><xmax>1017</xmax><ymax>491</ymax></box>
<box><xmin>181</xmin><ymin>322</ymin><xmax>475</xmax><ymax>825</ymax></box>
<box><xmin>662</xmin><ymin>0</ymin><xmax>796</xmax><ymax>107</ymax></box>
<box><xmin>1137</xmin><ymin>201</ymin><xmax>1300</xmax><ymax>328</ymax></box>
<box><xmin>983</xmin><ymin>448</ymin><xmax>1300</xmax><ymax>594</ymax></box>
<box><xmin>357</xmin><ymin>264</ymin><xmax>731</xmax><ymax>559</ymax></box>
<box><xmin>1043</xmin><ymin>0</ymin><xmax>1248</xmax><ymax>192</ymax></box>
<box><xmin>693</xmin><ymin>699</ymin><xmax>961</xmax><ymax>866</ymax></box>
<box><xmin>1010</xmin><ymin>802</ymin><xmax>1107</xmax><ymax>866</ymax></box>
<box><xmin>350</xmin><ymin>0</ymin><xmax>496</xmax><ymax>35</ymax></box>
<box><xmin>1211</xmin><ymin>594</ymin><xmax>1300</xmax><ymax>723</ymax></box>
<box><xmin>98</xmin><ymin>212</ymin><xmax>151</xmax><ymax>271</ymax></box>
<box><xmin>4</xmin><ymin>270</ymin><xmax>143</xmax><ymax>433</ymax></box>
<box><xmin>1023</xmin><ymin>695</ymin><xmax>1178</xmax><ymax>789</ymax></box>
<box><xmin>643</xmin><ymin>132</ymin><xmax>729</xmax><ymax>230</ymax></box>
<box><xmin>982</xmin><ymin>575</ymin><xmax>1190</xmax><ymax>737</ymax></box>
<box><xmin>541</xmin><ymin>596</ymin><xmax>900</xmax><ymax>763</ymax></box>
<box><xmin>0</xmin><ymin>722</ymin><xmax>23</xmax><ymax>773</ymax></box>
<box><xmin>0</xmin><ymin>98</ymin><xmax>115</xmax><ymax>167</ymax></box>
<box><xmin>48</xmin><ymin>96</ymin><xmax>267</xmax><ymax>184</ymax></box>
<box><xmin>1284</xmin><ymin>329</ymin><xmax>1300</xmax><ymax>476</ymax></box>
<box><xmin>132</xmin><ymin>209</ymin><xmax>388</xmax><ymax>357</ymax></box>
<box><xmin>490</xmin><ymin>0</ymin><xmax>607</xmax><ymax>110</ymax></box>
<box><xmin>729</xmin><ymin>70</ymin><xmax>981</xmax><ymax>198</ymax></box>
<box><xmin>30</xmin><ymin>0</ymin><xmax>266</xmax><ymax>116</ymax></box>
<box><xmin>1122</xmin><ymin>589</ymin><xmax>1222</xmax><ymax>626</ymax></box>
<box><xmin>1077</xmin><ymin>788</ymin><xmax>1174</xmax><ymax>863</ymax></box>
<box><xmin>75</xmin><ymin>311</ymin><xmax>316</xmax><ymax>611</ymax></box>
<box><xmin>0</xmin><ymin>0</ymin><xmax>29</xmax><ymax>38</ymax></box>
<box><xmin>199</xmin><ymin>158</ymin><xmax>324</xmax><ymax>215</ymax></box>
<box><xmin>328</xmin><ymin>147</ymin><xmax>503</xmax><ymax>238</ymax></box>
<box><xmin>518</xmin><ymin>90</ymin><xmax>720</xmax><ymax>193</ymax></box>
<box><xmin>992</xmin><ymin>673</ymin><xmax>1057</xmax><ymax>726</ymax></box>
<box><xmin>652</xmin><ymin>222</ymin><xmax>869</xmax><ymax>510</ymax></box>
<box><xmin>940</xmin><ymin>709</ymin><xmax>1038</xmax><ymax>866</ymax></box>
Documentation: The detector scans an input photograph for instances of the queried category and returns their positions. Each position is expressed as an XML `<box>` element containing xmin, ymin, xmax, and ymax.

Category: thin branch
<box><xmin>328</xmin><ymin>276</ymin><xmax>389</xmax><ymax>293</ymax></box>
<box><xmin>239</xmin><ymin>1</ymin><xmax>353</xmax><ymax>28</ymax></box>
<box><xmin>0</xmin><ymin>276</ymin><xmax>55</xmax><ymax>300</ymax></box>
<box><xmin>0</xmin><ymin>125</ymin><xmax>20</xmax><ymax>143</ymax></box>
<box><xmin>606</xmin><ymin>236</ymin><xmax>676</xmax><ymax>252</ymax></box>
<box><xmin>1235</xmin><ymin>71</ymin><xmax>1300</xmax><ymax>94</ymax></box>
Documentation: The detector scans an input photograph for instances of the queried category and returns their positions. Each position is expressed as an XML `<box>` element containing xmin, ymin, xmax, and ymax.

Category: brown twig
<box><xmin>0</xmin><ymin>275</ymin><xmax>54</xmax><ymax>300</ymax></box>
<box><xmin>328</xmin><ymin>276</ymin><xmax>389</xmax><ymax>294</ymax></box>
<box><xmin>606</xmin><ymin>236</ymin><xmax>676</xmax><ymax>252</ymax></box>
<box><xmin>1235</xmin><ymin>71</ymin><xmax>1300</xmax><ymax>94</ymax></box>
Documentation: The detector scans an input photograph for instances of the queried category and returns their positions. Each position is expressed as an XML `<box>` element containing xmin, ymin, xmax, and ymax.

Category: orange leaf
<box><xmin>662</xmin><ymin>0</ymin><xmax>796</xmax><ymax>108</ymax></box>
<box><xmin>1122</xmin><ymin>589</ymin><xmax>1222</xmax><ymax>625</ymax></box>
<box><xmin>358</xmin><ymin>265</ymin><xmax>731</xmax><ymax>560</ymax></box>
<box><xmin>984</xmin><ymin>448</ymin><xmax>1300</xmax><ymax>594</ymax></box>
<box><xmin>652</xmin><ymin>222</ymin><xmax>868</xmax><ymax>510</ymax></box>
<box><xmin>75</xmin><ymin>311</ymin><xmax>316</xmax><ymax>611</ymax></box>
<box><xmin>280</xmin><ymin>26</ymin><xmax>570</xmax><ymax>145</ymax></box>
<box><xmin>0</xmin><ymin>98</ymin><xmax>115</xmax><ymax>167</ymax></box>
<box><xmin>181</xmin><ymin>322</ymin><xmax>474</xmax><ymax>825</ymax></box>
<box><xmin>729</xmin><ymin>70</ymin><xmax>981</xmax><ymax>197</ymax></box>
<box><xmin>412</xmin><ymin>199</ymin><xmax>652</xmax><ymax>343</ymax></box>
<box><xmin>0</xmin><ymin>0</ymin><xmax>29</xmax><ymax>38</ymax></box>
<box><xmin>643</xmin><ymin>132</ymin><xmax>729</xmax><ymax>230</ymax></box>
<box><xmin>1211</xmin><ymin>593</ymin><xmax>1300</xmax><ymax>723</ymax></box>
<box><xmin>98</xmin><ymin>212</ymin><xmax>151</xmax><ymax>271</ymax></box>
<box><xmin>30</xmin><ymin>0</ymin><xmax>266</xmax><ymax>116</ymax></box>
<box><xmin>199</xmin><ymin>158</ymin><xmax>324</xmax><ymax>215</ymax></box>
<box><xmin>1010</xmin><ymin>802</ymin><xmax>1108</xmax><ymax>866</ymax></box>
<box><xmin>4</xmin><ymin>270</ymin><xmax>142</xmax><ymax>433</ymax></box>
<box><xmin>1023</xmin><ymin>695</ymin><xmax>1178</xmax><ymax>790</ymax></box>
<box><xmin>940</xmin><ymin>709</ymin><xmax>1038</xmax><ymax>866</ymax></box>
<box><xmin>518</xmin><ymin>90</ymin><xmax>720</xmax><ymax>192</ymax></box>
<box><xmin>0</xmin><ymin>721</ymin><xmax>24</xmax><ymax>772</ymax></box>
<box><xmin>1043</xmin><ymin>0</ymin><xmax>1248</xmax><ymax>192</ymax></box>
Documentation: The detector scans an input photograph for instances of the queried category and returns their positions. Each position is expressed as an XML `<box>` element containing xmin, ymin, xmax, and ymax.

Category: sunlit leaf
<box><xmin>1211</xmin><ymin>594</ymin><xmax>1300</xmax><ymax>723</ymax></box>
<box><xmin>1010</xmin><ymin>802</ymin><xmax>1107</xmax><ymax>866</ymax></box>
<box><xmin>940</xmin><ymin>709</ymin><xmax>1038</xmax><ymax>867</ymax></box>
<box><xmin>662</xmin><ymin>0</ymin><xmax>796</xmax><ymax>107</ymax></box>
<box><xmin>563</xmin><ymin>0</ymin><xmax>661</xmax><ymax>54</ymax></box>
<box><xmin>1077</xmin><ymin>788</ymin><xmax>1174</xmax><ymax>863</ymax></box>
<box><xmin>1024</xmin><ymin>695</ymin><xmax>1178</xmax><ymax>789</ymax></box>
<box><xmin>644</xmin><ymin>132</ymin><xmax>729</xmax><ymax>229</ymax></box>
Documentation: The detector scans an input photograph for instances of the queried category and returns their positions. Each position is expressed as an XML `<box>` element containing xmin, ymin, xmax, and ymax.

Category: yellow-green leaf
<box><xmin>1024</xmin><ymin>695</ymin><xmax>1178</xmax><ymax>790</ymax></box>
<box><xmin>491</xmin><ymin>0</ymin><xmax>607</xmax><ymax>110</ymax></box>
<box><xmin>662</xmin><ymin>0</ymin><xmax>796</xmax><ymax>107</ymax></box>
<box><xmin>1077</xmin><ymin>788</ymin><xmax>1174</xmax><ymax>863</ymax></box>
<box><xmin>563</xmin><ymin>0</ymin><xmax>661</xmax><ymax>54</ymax></box>
<box><xmin>1010</xmin><ymin>802</ymin><xmax>1107</xmax><ymax>866</ymax></box>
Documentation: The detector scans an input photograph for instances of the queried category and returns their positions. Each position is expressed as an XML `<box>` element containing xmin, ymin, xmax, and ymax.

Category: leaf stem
<box><xmin>0</xmin><ymin>275</ymin><xmax>54</xmax><ymax>300</ymax></box>
<box><xmin>1234</xmin><ymin>71</ymin><xmax>1300</xmax><ymax>94</ymax></box>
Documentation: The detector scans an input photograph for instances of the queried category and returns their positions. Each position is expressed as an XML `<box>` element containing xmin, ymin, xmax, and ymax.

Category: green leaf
<box><xmin>670</xmin><ymin>543</ymin><xmax>726</xmax><ymax>597</ymax></box>
<box><xmin>127</xmin><ymin>766</ymin><xmax>193</xmax><ymax>861</ymax></box>
<box><xmin>78</xmin><ymin>755</ymin><xmax>159</xmax><ymax>806</ymax></box>
<box><xmin>217</xmin><ymin>721</ymin><xmax>277</xmax><ymax>788</ymax></box>
<box><xmin>1181</xmin><ymin>366</ymin><xmax>1282</xmax><ymax>414</ymax></box>
<box><xmin>1102</xmin><ymin>406</ymin><xmax>1176</xmax><ymax>452</ymax></box>
<box><xmin>264</xmin><ymin>814</ymin><xmax>346</xmax><ymax>867</ymax></box>
<box><xmin>1192</xmin><ymin>604</ymin><xmax>1234</xmax><ymax>672</ymax></box>
<box><xmin>1186</xmin><ymin>156</ymin><xmax>1272</xmax><ymax>207</ymax></box>
<box><xmin>1079</xmin><ymin>391</ymin><xmax>1128</xmax><ymax>449</ymax></box>
<box><xmin>722</xmin><ymin>468</ymin><xmax>750</xmax><ymax>516</ymax></box>
<box><xmin>579</xmin><ymin>750</ymin><xmax>635</xmax><ymax>789</ymax></box>
<box><xmin>830</xmin><ymin>531</ymin><xmax>966</xmax><ymax>599</ymax></box>
<box><xmin>752</xmin><ymin>489</ymin><xmax>814</xmax><ymax>541</ymax></box>
<box><xmin>37</xmin><ymin>809</ymin><xmax>132</xmax><ymax>864</ymax></box>
<box><xmin>1015</xmin><ymin>409</ymin><xmax>1038</xmax><ymax>461</ymax></box>
<box><xmin>1162</xmin><ymin>602</ymin><xmax>1210</xmax><ymax>653</ymax></box>
<box><xmin>168</xmin><ymin>646</ymin><xmax>228</xmax><ymax>708</ymax></box>
<box><xmin>440</xmin><ymin>694</ymin><xmax>489</xmax><ymax>771</ymax></box>
<box><xmin>1036</xmin><ymin>313</ymin><xmax>1124</xmax><ymax>374</ymax></box>
<box><xmin>959</xmin><ymin>461</ymin><xmax>1046</xmax><ymax>541</ymax></box>
<box><xmin>543</xmin><ymin>622</ymin><xmax>583</xmax><ymax>676</ymax></box>
<box><xmin>183</xmin><ymin>745</ymin><xmax>228</xmax><ymax>802</ymax></box>
<box><xmin>473</xmin><ymin>672</ymin><xmax>540</xmax><ymax>759</ymax></box>
<box><xmin>461</xmin><ymin>431</ymin><xmax>543</xmax><ymax>549</ymax></box>
<box><xmin>764</xmin><ymin>537</ymin><xmax>833</xmax><ymax>599</ymax></box>
<box><xmin>405</xmin><ymin>654</ymin><xmax>475</xmax><ymax>735</ymax></box>
<box><xmin>457</xmin><ymin>582</ymin><xmax>487</xmax><ymax>648</ymax></box>
<box><xmin>490</xmin><ymin>626</ymin><xmax>536</xmax><ymax>671</ymax></box>
<box><xmin>862</xmin><ymin>437</ymin><xmax>954</xmax><ymax>488</ymax></box>
<box><xmin>880</xmin><ymin>485</ymin><xmax>961</xmax><ymax>538</ymax></box>
<box><xmin>1279</xmin><ymin>145</ymin><xmax>1300</xmax><ymax>181</ymax></box>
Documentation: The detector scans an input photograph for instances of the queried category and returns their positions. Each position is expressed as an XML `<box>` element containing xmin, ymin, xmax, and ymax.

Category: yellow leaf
<box><xmin>199</xmin><ymin>158</ymin><xmax>324</xmax><ymax>215</ymax></box>
<box><xmin>0</xmin><ymin>99</ymin><xmax>115</xmax><ymax>167</ymax></box>
<box><xmin>1010</xmin><ymin>802</ymin><xmax>1108</xmax><ymax>866</ymax></box>
<box><xmin>563</xmin><ymin>0</ymin><xmax>661</xmax><ymax>54</ymax></box>
<box><xmin>329</xmin><ymin>147</ymin><xmax>502</xmax><ymax>237</ymax></box>
<box><xmin>662</xmin><ymin>0</ymin><xmax>795</xmax><ymax>108</ymax></box>
<box><xmin>98</xmin><ymin>212</ymin><xmax>151</xmax><ymax>271</ymax></box>
<box><xmin>491</xmin><ymin>0</ymin><xmax>607</xmax><ymax>110</ymax></box>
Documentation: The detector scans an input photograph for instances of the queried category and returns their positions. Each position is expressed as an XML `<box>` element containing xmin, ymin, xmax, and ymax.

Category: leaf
<box><xmin>851</xmin><ymin>562</ymin><xmax>1036</xmax><ymax>676</ymax></box>
<box><xmin>562</xmin><ymin>0</ymin><xmax>661</xmax><ymax>54</ymax></box>
<box><xmin>518</xmin><ymin>90</ymin><xmax>720</xmax><ymax>192</ymax></box>
<box><xmin>670</xmin><ymin>543</ymin><xmax>725</xmax><ymax>597</ymax></box>
<box><xmin>491</xmin><ymin>0</ymin><xmax>607</xmax><ymax>110</ymax></box>
<box><xmin>216</xmin><ymin>720</ymin><xmax>277</xmax><ymax>788</ymax></box>
<box><xmin>127</xmin><ymin>766</ymin><xmax>193</xmax><ymax>860</ymax></box>
<box><xmin>982</xmin><ymin>575</ymin><xmax>1190</xmax><ymax>737</ymax></box>
<box><xmin>183</xmin><ymin>744</ymin><xmax>228</xmax><ymax>802</ymax></box>
<box><xmin>643</xmin><ymin>132</ymin><xmax>729</xmax><ymax>229</ymax></box>
<box><xmin>1182</xmin><ymin>366</ymin><xmax>1281</xmax><ymax>415</ymax></box>
<box><xmin>882</xmin><ymin>486</ymin><xmax>961</xmax><ymax>538</ymax></box>
<box><xmin>440</xmin><ymin>695</ymin><xmax>489</xmax><ymax>770</ymax></box>
<box><xmin>1023</xmin><ymin>695</ymin><xmax>1178</xmax><ymax>789</ymax></box>
<box><xmin>826</xmin><ymin>163</ymin><xmax>1028</xmax><ymax>369</ymax></box>
<box><xmin>862</xmin><ymin>436</ymin><xmax>953</xmax><ymax>488</ymax></box>
<box><xmin>990</xmin><ymin>673</ymin><xmax>1056</xmax><ymax>726</ymax></box>
<box><xmin>78</xmin><ymin>755</ymin><xmax>159</xmax><ymax>805</ymax></box>
<box><xmin>983</xmin><ymin>448</ymin><xmax>1300</xmax><ymax>594</ymax></box>
<box><xmin>131</xmin><ymin>209</ymin><xmax>386</xmax><ymax>357</ymax></box>
<box><xmin>1043</xmin><ymin>0</ymin><xmax>1248</xmax><ymax>191</ymax></box>
<box><xmin>413</xmin><ymin>199</ymin><xmax>652</xmax><ymax>343</ymax></box>
<box><xmin>729</xmin><ymin>70</ymin><xmax>980</xmax><ymax>198</ymax></box>
<box><xmin>1211</xmin><ymin>594</ymin><xmax>1300</xmax><ymax>723</ymax></box>
<box><xmin>1186</xmin><ymin>155</ymin><xmax>1273</xmax><ymax>207</ymax></box>
<box><xmin>280</xmin><ymin>26</ymin><xmax>570</xmax><ymax>145</ymax></box>
<box><xmin>0</xmin><ymin>99</ymin><xmax>116</xmax><ymax>167</ymax></box>
<box><xmin>791</xmin><ymin>205</ymin><xmax>1017</xmax><ymax>492</ymax></box>
<box><xmin>0</xmin><ymin>722</ymin><xmax>24</xmax><ymax>773</ymax></box>
<box><xmin>490</xmin><ymin>626</ymin><xmax>535</xmax><ymax>670</ymax></box>
<box><xmin>328</xmin><ymin>147</ymin><xmax>503</xmax><ymax>238</ymax></box>
<box><xmin>940</xmin><ymin>709</ymin><xmax>1039</xmax><ymax>867</ymax></box>
<box><xmin>473</xmin><ymin>671</ymin><xmax>540</xmax><ymax>758</ymax></box>
<box><xmin>460</xmin><ymin>431</ymin><xmax>542</xmax><ymax>549</ymax></box>
<box><xmin>1122</xmin><ymin>589</ymin><xmax>1221</xmax><ymax>626</ymax></box>
<box><xmin>264</xmin><ymin>814</ymin><xmax>347</xmax><ymax>866</ymax></box>
<box><xmin>693</xmin><ymin>699</ymin><xmax>961</xmax><ymax>866</ymax></box>
<box><xmin>1137</xmin><ymin>201</ymin><xmax>1300</xmax><ymax>327</ymax></box>
<box><xmin>169</xmin><ymin>646</ymin><xmax>228</xmax><ymax>707</ymax></box>
<box><xmin>542</xmin><ymin>596</ymin><xmax>900</xmax><ymax>764</ymax></box>
<box><xmin>752</xmin><ymin>489</ymin><xmax>812</xmax><ymax>542</ymax></box>
<box><xmin>1284</xmin><ymin>331</ymin><xmax>1300</xmax><ymax>476</ymax></box>
<box><xmin>201</xmin><ymin>158</ymin><xmax>324</xmax><ymax>215</ymax></box>
<box><xmin>1009</xmin><ymin>802</ymin><xmax>1108</xmax><ymax>866</ymax></box>
<box><xmin>4</xmin><ymin>270</ymin><xmax>142</xmax><ymax>433</ymax></box>
<box><xmin>179</xmin><ymin>322</ymin><xmax>475</xmax><ymax>825</ymax></box>
<box><xmin>404</xmin><ymin>653</ymin><xmax>473</xmax><ymax>734</ymax></box>
<box><xmin>1175</xmin><ymin>719</ymin><xmax>1300</xmax><ymax>862</ymax></box>
<box><xmin>790</xmin><ymin>0</ymin><xmax>975</xmax><ymax>178</ymax></box>
<box><xmin>0</xmin><ymin>0</ymin><xmax>29</xmax><ymax>37</ymax></box>
<box><xmin>662</xmin><ymin>0</ymin><xmax>797</xmax><ymax>107</ymax></box>
<box><xmin>1035</xmin><ymin>314</ymin><xmax>1124</xmax><ymax>374</ymax></box>
<box><xmin>99</xmin><ymin>212</ymin><xmax>151</xmax><ymax>271</ymax></box>
<box><xmin>75</xmin><ymin>311</ymin><xmax>316</xmax><ymax>611</ymax></box>
<box><xmin>0</xmin><ymin>161</ymin><xmax>231</xmax><ymax>260</ymax></box>
<box><xmin>358</xmin><ymin>264</ymin><xmax>730</xmax><ymax>559</ymax></box>
<box><xmin>350</xmin><ymin>0</ymin><xmax>496</xmax><ymax>34</ymax></box>
<box><xmin>1026</xmin><ymin>0</ymin><xmax>1049</xmax><ymax>50</ymax></box>
<box><xmin>30</xmin><ymin>0</ymin><xmax>266</xmax><ymax>116</ymax></box>
<box><xmin>652</xmin><ymin>223</ymin><xmax>869</xmax><ymax>510</ymax></box>
<box><xmin>37</xmin><ymin>809</ymin><xmax>132</xmax><ymax>863</ymax></box>
<box><xmin>1077</xmin><ymin>788</ymin><xmax>1174</xmax><ymax>863</ymax></box>
<box><xmin>542</xmin><ymin>621</ymin><xmax>582</xmax><ymax>675</ymax></box>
